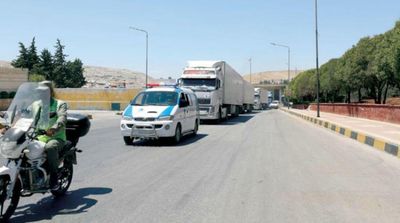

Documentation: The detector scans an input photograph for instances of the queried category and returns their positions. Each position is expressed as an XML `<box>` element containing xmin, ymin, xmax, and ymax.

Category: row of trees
<box><xmin>11</xmin><ymin>38</ymin><xmax>86</xmax><ymax>88</ymax></box>
<box><xmin>290</xmin><ymin>21</ymin><xmax>400</xmax><ymax>104</ymax></box>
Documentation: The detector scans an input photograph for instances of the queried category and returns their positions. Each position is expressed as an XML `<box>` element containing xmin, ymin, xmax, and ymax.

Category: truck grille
<box><xmin>198</xmin><ymin>98</ymin><xmax>211</xmax><ymax>104</ymax></box>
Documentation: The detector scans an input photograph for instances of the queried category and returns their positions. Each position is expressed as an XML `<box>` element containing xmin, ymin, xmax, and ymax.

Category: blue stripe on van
<box><xmin>123</xmin><ymin>105</ymin><xmax>133</xmax><ymax>117</ymax></box>
<box><xmin>159</xmin><ymin>106</ymin><xmax>174</xmax><ymax>117</ymax></box>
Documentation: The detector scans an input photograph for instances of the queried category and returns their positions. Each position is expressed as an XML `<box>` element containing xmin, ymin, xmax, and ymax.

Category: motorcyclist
<box><xmin>36</xmin><ymin>81</ymin><xmax>68</xmax><ymax>190</ymax></box>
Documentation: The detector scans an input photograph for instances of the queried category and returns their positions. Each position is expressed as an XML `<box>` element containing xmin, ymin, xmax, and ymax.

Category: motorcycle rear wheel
<box><xmin>51</xmin><ymin>163</ymin><xmax>73</xmax><ymax>197</ymax></box>
<box><xmin>0</xmin><ymin>176</ymin><xmax>21</xmax><ymax>222</ymax></box>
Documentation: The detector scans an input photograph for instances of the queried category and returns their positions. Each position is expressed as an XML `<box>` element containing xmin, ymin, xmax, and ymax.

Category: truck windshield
<box><xmin>181</xmin><ymin>78</ymin><xmax>216</xmax><ymax>88</ymax></box>
<box><xmin>131</xmin><ymin>91</ymin><xmax>178</xmax><ymax>106</ymax></box>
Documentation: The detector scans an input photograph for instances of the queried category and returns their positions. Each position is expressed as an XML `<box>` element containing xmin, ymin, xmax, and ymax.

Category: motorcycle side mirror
<box><xmin>0</xmin><ymin>112</ymin><xmax>4</xmax><ymax>118</ymax></box>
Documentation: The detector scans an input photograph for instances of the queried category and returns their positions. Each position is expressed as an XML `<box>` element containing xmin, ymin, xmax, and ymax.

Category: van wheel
<box><xmin>192</xmin><ymin>120</ymin><xmax>198</xmax><ymax>136</ymax></box>
<box><xmin>173</xmin><ymin>124</ymin><xmax>182</xmax><ymax>144</ymax></box>
<box><xmin>123</xmin><ymin>136</ymin><xmax>134</xmax><ymax>145</ymax></box>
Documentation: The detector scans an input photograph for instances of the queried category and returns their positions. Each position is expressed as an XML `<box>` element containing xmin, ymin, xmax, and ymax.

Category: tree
<box><xmin>11</xmin><ymin>42</ymin><xmax>29</xmax><ymax>69</ymax></box>
<box><xmin>395</xmin><ymin>49</ymin><xmax>400</xmax><ymax>90</ymax></box>
<box><xmin>53</xmin><ymin>39</ymin><xmax>68</xmax><ymax>87</ymax></box>
<box><xmin>37</xmin><ymin>49</ymin><xmax>54</xmax><ymax>80</ymax></box>
<box><xmin>12</xmin><ymin>38</ymin><xmax>40</xmax><ymax>75</ymax></box>
<box><xmin>320</xmin><ymin>58</ymin><xmax>343</xmax><ymax>102</ymax></box>
<box><xmin>27</xmin><ymin>37</ymin><xmax>39</xmax><ymax>72</ymax></box>
<box><xmin>65</xmin><ymin>59</ymin><xmax>86</xmax><ymax>88</ymax></box>
<box><xmin>11</xmin><ymin>37</ymin><xmax>86</xmax><ymax>88</ymax></box>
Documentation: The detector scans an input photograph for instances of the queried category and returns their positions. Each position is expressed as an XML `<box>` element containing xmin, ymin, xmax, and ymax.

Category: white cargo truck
<box><xmin>179</xmin><ymin>61</ymin><xmax>244</xmax><ymax>122</ymax></box>
<box><xmin>254</xmin><ymin>88</ymin><xmax>268</xmax><ymax>110</ymax></box>
<box><xmin>242</xmin><ymin>81</ymin><xmax>254</xmax><ymax>112</ymax></box>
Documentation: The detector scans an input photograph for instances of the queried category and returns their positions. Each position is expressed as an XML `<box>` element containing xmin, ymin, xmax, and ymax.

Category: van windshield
<box><xmin>131</xmin><ymin>91</ymin><xmax>178</xmax><ymax>106</ymax></box>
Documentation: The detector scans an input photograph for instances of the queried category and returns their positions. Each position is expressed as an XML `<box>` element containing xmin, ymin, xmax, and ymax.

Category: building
<box><xmin>0</xmin><ymin>67</ymin><xmax>28</xmax><ymax>92</ymax></box>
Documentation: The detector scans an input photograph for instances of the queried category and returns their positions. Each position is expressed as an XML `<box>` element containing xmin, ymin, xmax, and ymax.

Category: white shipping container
<box><xmin>243</xmin><ymin>80</ymin><xmax>254</xmax><ymax>105</ymax></box>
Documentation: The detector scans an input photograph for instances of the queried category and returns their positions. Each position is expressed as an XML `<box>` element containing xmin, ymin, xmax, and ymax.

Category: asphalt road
<box><xmin>11</xmin><ymin>110</ymin><xmax>400</xmax><ymax>223</ymax></box>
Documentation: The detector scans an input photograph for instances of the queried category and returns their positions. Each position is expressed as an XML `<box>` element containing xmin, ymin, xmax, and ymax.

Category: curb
<box><xmin>281</xmin><ymin>108</ymin><xmax>400</xmax><ymax>158</ymax></box>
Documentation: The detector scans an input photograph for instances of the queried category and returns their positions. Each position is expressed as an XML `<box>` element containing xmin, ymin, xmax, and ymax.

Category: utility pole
<box><xmin>249</xmin><ymin>58</ymin><xmax>252</xmax><ymax>84</ymax></box>
<box><xmin>129</xmin><ymin>26</ymin><xmax>149</xmax><ymax>88</ymax></box>
<box><xmin>315</xmin><ymin>0</ymin><xmax>320</xmax><ymax>117</ymax></box>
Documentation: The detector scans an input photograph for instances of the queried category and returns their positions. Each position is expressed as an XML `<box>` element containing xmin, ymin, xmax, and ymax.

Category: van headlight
<box><xmin>122</xmin><ymin>116</ymin><xmax>133</xmax><ymax>121</ymax></box>
<box><xmin>157</xmin><ymin>115</ymin><xmax>174</xmax><ymax>121</ymax></box>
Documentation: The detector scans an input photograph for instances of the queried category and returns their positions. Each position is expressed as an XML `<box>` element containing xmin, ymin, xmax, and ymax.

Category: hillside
<box><xmin>243</xmin><ymin>70</ymin><xmax>302</xmax><ymax>84</ymax></box>
<box><xmin>0</xmin><ymin>60</ymin><xmax>153</xmax><ymax>88</ymax></box>
<box><xmin>0</xmin><ymin>60</ymin><xmax>13</xmax><ymax>68</ymax></box>
<box><xmin>83</xmin><ymin>65</ymin><xmax>154</xmax><ymax>88</ymax></box>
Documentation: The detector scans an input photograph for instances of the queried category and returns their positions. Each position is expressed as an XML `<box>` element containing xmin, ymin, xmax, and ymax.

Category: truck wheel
<box><xmin>123</xmin><ymin>136</ymin><xmax>134</xmax><ymax>145</ymax></box>
<box><xmin>216</xmin><ymin>109</ymin><xmax>222</xmax><ymax>123</ymax></box>
<box><xmin>233</xmin><ymin>106</ymin><xmax>240</xmax><ymax>117</ymax></box>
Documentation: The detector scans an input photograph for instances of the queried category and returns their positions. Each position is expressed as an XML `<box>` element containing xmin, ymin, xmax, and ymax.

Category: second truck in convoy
<box><xmin>254</xmin><ymin>88</ymin><xmax>268</xmax><ymax>110</ymax></box>
<box><xmin>179</xmin><ymin>61</ymin><xmax>254</xmax><ymax>122</ymax></box>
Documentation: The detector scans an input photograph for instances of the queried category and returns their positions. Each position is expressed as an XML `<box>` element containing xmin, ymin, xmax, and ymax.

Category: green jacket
<box><xmin>37</xmin><ymin>98</ymin><xmax>67</xmax><ymax>143</ymax></box>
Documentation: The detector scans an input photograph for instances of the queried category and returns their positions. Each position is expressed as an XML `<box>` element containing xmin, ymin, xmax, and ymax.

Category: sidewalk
<box><xmin>281</xmin><ymin>107</ymin><xmax>400</xmax><ymax>157</ymax></box>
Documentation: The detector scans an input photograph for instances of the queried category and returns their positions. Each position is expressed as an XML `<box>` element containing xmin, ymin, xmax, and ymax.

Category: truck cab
<box><xmin>179</xmin><ymin>73</ymin><xmax>223</xmax><ymax>120</ymax></box>
<box><xmin>179</xmin><ymin>61</ymin><xmax>244</xmax><ymax>122</ymax></box>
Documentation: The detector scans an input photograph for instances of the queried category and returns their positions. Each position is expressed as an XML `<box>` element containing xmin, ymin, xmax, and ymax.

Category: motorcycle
<box><xmin>0</xmin><ymin>82</ymin><xmax>90</xmax><ymax>221</ymax></box>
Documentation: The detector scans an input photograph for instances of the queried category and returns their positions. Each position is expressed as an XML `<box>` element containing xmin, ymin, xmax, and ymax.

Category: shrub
<box><xmin>0</xmin><ymin>91</ymin><xmax>8</xmax><ymax>99</ymax></box>
<box><xmin>8</xmin><ymin>91</ymin><xmax>16</xmax><ymax>99</ymax></box>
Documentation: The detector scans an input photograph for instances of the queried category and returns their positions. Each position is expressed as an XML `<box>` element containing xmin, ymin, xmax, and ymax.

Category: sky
<box><xmin>0</xmin><ymin>0</ymin><xmax>399</xmax><ymax>79</ymax></box>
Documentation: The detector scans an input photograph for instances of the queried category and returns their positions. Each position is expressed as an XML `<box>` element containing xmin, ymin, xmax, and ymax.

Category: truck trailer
<box><xmin>179</xmin><ymin>61</ymin><xmax>247</xmax><ymax>122</ymax></box>
<box><xmin>254</xmin><ymin>88</ymin><xmax>268</xmax><ymax>110</ymax></box>
<box><xmin>242</xmin><ymin>81</ymin><xmax>254</xmax><ymax>112</ymax></box>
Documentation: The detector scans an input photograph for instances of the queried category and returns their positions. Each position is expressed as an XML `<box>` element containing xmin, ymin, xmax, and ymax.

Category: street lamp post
<box><xmin>249</xmin><ymin>58</ymin><xmax>252</xmax><ymax>84</ymax></box>
<box><xmin>315</xmin><ymin>0</ymin><xmax>320</xmax><ymax>117</ymax></box>
<box><xmin>271</xmin><ymin>42</ymin><xmax>290</xmax><ymax>108</ymax></box>
<box><xmin>129</xmin><ymin>26</ymin><xmax>149</xmax><ymax>88</ymax></box>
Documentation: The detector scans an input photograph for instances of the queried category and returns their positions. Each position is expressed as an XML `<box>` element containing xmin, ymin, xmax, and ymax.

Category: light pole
<box><xmin>249</xmin><ymin>58</ymin><xmax>252</xmax><ymax>84</ymax></box>
<box><xmin>129</xmin><ymin>26</ymin><xmax>148</xmax><ymax>88</ymax></box>
<box><xmin>271</xmin><ymin>42</ymin><xmax>290</xmax><ymax>107</ymax></box>
<box><xmin>315</xmin><ymin>0</ymin><xmax>320</xmax><ymax>117</ymax></box>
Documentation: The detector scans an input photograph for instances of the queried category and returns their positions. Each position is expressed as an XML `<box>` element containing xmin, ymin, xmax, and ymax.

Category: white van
<box><xmin>120</xmin><ymin>85</ymin><xmax>200</xmax><ymax>145</ymax></box>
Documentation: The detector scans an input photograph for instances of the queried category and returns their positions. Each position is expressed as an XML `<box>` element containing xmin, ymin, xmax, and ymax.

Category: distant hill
<box><xmin>0</xmin><ymin>60</ymin><xmax>154</xmax><ymax>88</ymax></box>
<box><xmin>243</xmin><ymin>70</ymin><xmax>303</xmax><ymax>84</ymax></box>
<box><xmin>83</xmin><ymin>65</ymin><xmax>154</xmax><ymax>88</ymax></box>
<box><xmin>0</xmin><ymin>60</ymin><xmax>13</xmax><ymax>68</ymax></box>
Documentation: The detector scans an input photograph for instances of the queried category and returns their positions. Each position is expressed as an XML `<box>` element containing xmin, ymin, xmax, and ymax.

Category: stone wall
<box><xmin>309</xmin><ymin>103</ymin><xmax>400</xmax><ymax>124</ymax></box>
<box><xmin>55</xmin><ymin>88</ymin><xmax>141</xmax><ymax>110</ymax></box>
<box><xmin>1</xmin><ymin>88</ymin><xmax>141</xmax><ymax>111</ymax></box>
